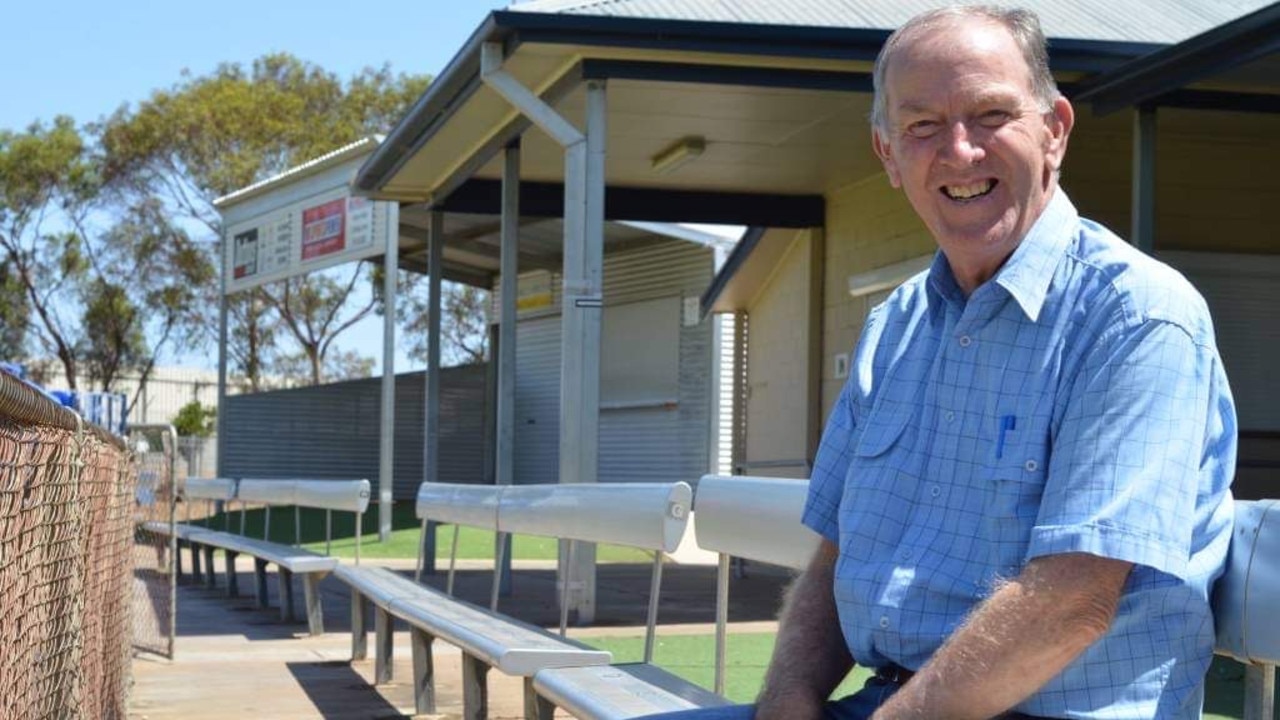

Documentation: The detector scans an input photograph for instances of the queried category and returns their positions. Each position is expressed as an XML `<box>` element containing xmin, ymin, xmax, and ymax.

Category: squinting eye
<box><xmin>978</xmin><ymin>111</ymin><xmax>1011</xmax><ymax>127</ymax></box>
<box><xmin>906</xmin><ymin>120</ymin><xmax>940</xmax><ymax>138</ymax></box>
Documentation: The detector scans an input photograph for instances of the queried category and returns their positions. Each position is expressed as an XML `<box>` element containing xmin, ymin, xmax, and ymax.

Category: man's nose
<box><xmin>939</xmin><ymin>122</ymin><xmax>986</xmax><ymax>166</ymax></box>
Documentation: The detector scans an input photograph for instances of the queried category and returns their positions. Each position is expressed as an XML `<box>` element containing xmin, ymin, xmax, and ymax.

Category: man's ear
<box><xmin>1044</xmin><ymin>96</ymin><xmax>1074</xmax><ymax>173</ymax></box>
<box><xmin>872</xmin><ymin>128</ymin><xmax>902</xmax><ymax>188</ymax></box>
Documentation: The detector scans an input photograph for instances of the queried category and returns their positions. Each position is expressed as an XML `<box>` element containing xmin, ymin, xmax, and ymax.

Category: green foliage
<box><xmin>171</xmin><ymin>399</ymin><xmax>217</xmax><ymax>437</ymax></box>
<box><xmin>98</xmin><ymin>54</ymin><xmax>430</xmax><ymax>386</ymax></box>
<box><xmin>0</xmin><ymin>117</ymin><xmax>100</xmax><ymax>386</ymax></box>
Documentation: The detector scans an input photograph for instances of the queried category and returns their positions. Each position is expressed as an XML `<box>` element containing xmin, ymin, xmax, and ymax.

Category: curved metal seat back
<box><xmin>693</xmin><ymin>474</ymin><xmax>820</xmax><ymax>570</ymax></box>
<box><xmin>1215</xmin><ymin>499</ymin><xmax>1280</xmax><ymax>664</ymax></box>
<box><xmin>499</xmin><ymin>482</ymin><xmax>691</xmax><ymax>553</ymax></box>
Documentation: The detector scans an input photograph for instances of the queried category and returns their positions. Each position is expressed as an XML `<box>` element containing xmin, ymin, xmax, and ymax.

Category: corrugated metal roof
<box><xmin>213</xmin><ymin>135</ymin><xmax>383</xmax><ymax>209</ymax></box>
<box><xmin>508</xmin><ymin>0</ymin><xmax>1275</xmax><ymax>44</ymax></box>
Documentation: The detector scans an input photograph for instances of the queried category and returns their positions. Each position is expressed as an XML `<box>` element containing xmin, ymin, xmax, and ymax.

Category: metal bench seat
<box><xmin>533</xmin><ymin>663</ymin><xmax>732</xmax><ymax>720</ymax></box>
<box><xmin>334</xmin><ymin>565</ymin><xmax>440</xmax><ymax>685</ymax></box>
<box><xmin>390</xmin><ymin>585</ymin><xmax>610</xmax><ymax>720</ymax></box>
<box><xmin>189</xmin><ymin>531</ymin><xmax>337</xmax><ymax>573</ymax></box>
<box><xmin>187</xmin><ymin>529</ymin><xmax>337</xmax><ymax>635</ymax></box>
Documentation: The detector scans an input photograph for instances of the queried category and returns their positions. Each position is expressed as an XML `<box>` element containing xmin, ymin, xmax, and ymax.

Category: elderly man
<box><xmin>642</xmin><ymin>5</ymin><xmax>1236</xmax><ymax>720</ymax></box>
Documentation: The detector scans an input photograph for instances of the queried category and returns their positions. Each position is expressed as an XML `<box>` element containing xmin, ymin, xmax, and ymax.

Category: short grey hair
<box><xmin>870</xmin><ymin>6</ymin><xmax>1061</xmax><ymax>133</ymax></box>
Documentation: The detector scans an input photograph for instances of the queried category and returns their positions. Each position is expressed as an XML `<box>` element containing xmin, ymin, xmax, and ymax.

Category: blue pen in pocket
<box><xmin>996</xmin><ymin>414</ymin><xmax>1017</xmax><ymax>459</ymax></box>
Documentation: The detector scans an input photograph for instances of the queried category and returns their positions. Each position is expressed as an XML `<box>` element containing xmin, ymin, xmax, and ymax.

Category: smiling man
<box><xmin>638</xmin><ymin>6</ymin><xmax>1236</xmax><ymax>720</ymax></box>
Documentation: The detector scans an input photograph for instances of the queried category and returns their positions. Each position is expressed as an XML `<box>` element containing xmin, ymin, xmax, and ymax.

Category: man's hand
<box><xmin>756</xmin><ymin>538</ymin><xmax>854</xmax><ymax>720</ymax></box>
<box><xmin>871</xmin><ymin>552</ymin><xmax>1132</xmax><ymax>720</ymax></box>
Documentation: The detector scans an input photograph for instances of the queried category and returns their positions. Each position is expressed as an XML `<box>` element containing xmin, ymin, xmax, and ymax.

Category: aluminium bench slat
<box><xmin>387</xmin><ymin>592</ymin><xmax>611</xmax><ymax>676</ymax></box>
<box><xmin>187</xmin><ymin>530</ymin><xmax>337</xmax><ymax>574</ymax></box>
<box><xmin>534</xmin><ymin>663</ymin><xmax>732</xmax><ymax>720</ymax></box>
<box><xmin>141</xmin><ymin>521</ymin><xmax>205</xmax><ymax>541</ymax></box>
<box><xmin>334</xmin><ymin>565</ymin><xmax>435</xmax><ymax>609</ymax></box>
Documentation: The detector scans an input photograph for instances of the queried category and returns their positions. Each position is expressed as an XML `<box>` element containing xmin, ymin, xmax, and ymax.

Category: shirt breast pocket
<box><xmin>986</xmin><ymin>433</ymin><xmax>1049</xmax><ymax>572</ymax></box>
<box><xmin>838</xmin><ymin>405</ymin><xmax>919</xmax><ymax>565</ymax></box>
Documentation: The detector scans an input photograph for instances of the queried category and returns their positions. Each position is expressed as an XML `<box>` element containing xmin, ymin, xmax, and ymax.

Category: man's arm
<box><xmin>872</xmin><ymin>552</ymin><xmax>1132</xmax><ymax>720</ymax></box>
<box><xmin>756</xmin><ymin>538</ymin><xmax>854</xmax><ymax>720</ymax></box>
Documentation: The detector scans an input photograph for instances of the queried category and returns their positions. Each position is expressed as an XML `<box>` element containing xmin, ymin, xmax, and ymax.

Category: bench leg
<box><xmin>350</xmin><ymin>590</ymin><xmax>368</xmax><ymax>660</ymax></box>
<box><xmin>1244</xmin><ymin>663</ymin><xmax>1275</xmax><ymax>720</ymax></box>
<box><xmin>303</xmin><ymin>573</ymin><xmax>323</xmax><ymax>635</ymax></box>
<box><xmin>202</xmin><ymin>545</ymin><xmax>217</xmax><ymax>587</ymax></box>
<box><xmin>525</xmin><ymin>677</ymin><xmax>554</xmax><ymax>720</ymax></box>
<box><xmin>411</xmin><ymin>627</ymin><xmax>436</xmax><ymax>715</ymax></box>
<box><xmin>373</xmin><ymin>607</ymin><xmax>394</xmax><ymax>684</ymax></box>
<box><xmin>254</xmin><ymin>559</ymin><xmax>269</xmax><ymax>609</ymax></box>
<box><xmin>278</xmin><ymin>568</ymin><xmax>296</xmax><ymax>622</ymax></box>
<box><xmin>225</xmin><ymin>551</ymin><xmax>239</xmax><ymax>597</ymax></box>
<box><xmin>174</xmin><ymin>540</ymin><xmax>185</xmax><ymax>580</ymax></box>
<box><xmin>461</xmin><ymin>653</ymin><xmax>489</xmax><ymax>720</ymax></box>
<box><xmin>190</xmin><ymin>542</ymin><xmax>202</xmax><ymax>580</ymax></box>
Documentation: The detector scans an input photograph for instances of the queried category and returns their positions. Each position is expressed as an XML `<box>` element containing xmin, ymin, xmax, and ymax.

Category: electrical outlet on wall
<box><xmin>834</xmin><ymin>352</ymin><xmax>850</xmax><ymax>379</ymax></box>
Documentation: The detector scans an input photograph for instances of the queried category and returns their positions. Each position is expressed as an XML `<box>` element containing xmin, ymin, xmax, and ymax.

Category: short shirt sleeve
<box><xmin>1028</xmin><ymin>316</ymin><xmax>1211</xmax><ymax>579</ymax></box>
<box><xmin>803</xmin><ymin>377</ymin><xmax>859</xmax><ymax>544</ymax></box>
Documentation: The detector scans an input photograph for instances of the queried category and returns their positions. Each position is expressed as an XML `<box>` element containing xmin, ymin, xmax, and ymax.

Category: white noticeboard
<box><xmin>223</xmin><ymin>190</ymin><xmax>394</xmax><ymax>294</ymax></box>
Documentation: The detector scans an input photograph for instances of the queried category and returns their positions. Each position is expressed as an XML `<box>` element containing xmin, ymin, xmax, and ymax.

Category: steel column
<box><xmin>379</xmin><ymin>201</ymin><xmax>400</xmax><ymax>541</ymax></box>
<box><xmin>497</xmin><ymin>141</ymin><xmax>520</xmax><ymax>596</ymax></box>
<box><xmin>425</xmin><ymin>210</ymin><xmax>443</xmax><ymax>491</ymax></box>
<box><xmin>1131</xmin><ymin>105</ymin><xmax>1157</xmax><ymax>254</ymax></box>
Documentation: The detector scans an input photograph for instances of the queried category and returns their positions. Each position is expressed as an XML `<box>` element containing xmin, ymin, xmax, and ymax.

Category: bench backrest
<box><xmin>234</xmin><ymin>478</ymin><xmax>371</xmax><ymax>561</ymax></box>
<box><xmin>416</xmin><ymin>482</ymin><xmax>502</xmax><ymax>529</ymax></box>
<box><xmin>413</xmin><ymin>481</ymin><xmax>692</xmax><ymax>661</ymax></box>
<box><xmin>499</xmin><ymin>482</ymin><xmax>691</xmax><ymax>553</ymax></box>
<box><xmin>183</xmin><ymin>477</ymin><xmax>237</xmax><ymax>502</ymax></box>
<box><xmin>694</xmin><ymin>474</ymin><xmax>820</xmax><ymax>570</ymax></box>
<box><xmin>1214</xmin><ymin>498</ymin><xmax>1280</xmax><ymax>665</ymax></box>
<box><xmin>693</xmin><ymin>474</ymin><xmax>821</xmax><ymax>695</ymax></box>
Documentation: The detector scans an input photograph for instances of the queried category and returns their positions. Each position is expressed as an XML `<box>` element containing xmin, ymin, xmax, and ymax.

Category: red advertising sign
<box><xmin>301</xmin><ymin>198</ymin><xmax>347</xmax><ymax>260</ymax></box>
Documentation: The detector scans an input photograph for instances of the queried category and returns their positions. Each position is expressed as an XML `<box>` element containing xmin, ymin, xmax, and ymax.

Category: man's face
<box><xmin>873</xmin><ymin>19</ymin><xmax>1073</xmax><ymax>291</ymax></box>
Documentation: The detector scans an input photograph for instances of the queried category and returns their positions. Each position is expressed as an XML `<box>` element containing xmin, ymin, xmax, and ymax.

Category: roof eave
<box><xmin>1074</xmin><ymin>2</ymin><xmax>1280</xmax><ymax>114</ymax></box>
<box><xmin>354</xmin><ymin>10</ymin><xmax>1170</xmax><ymax>197</ymax></box>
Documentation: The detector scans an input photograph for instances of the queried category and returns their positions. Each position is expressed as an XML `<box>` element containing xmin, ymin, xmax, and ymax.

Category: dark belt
<box><xmin>874</xmin><ymin>663</ymin><xmax>915</xmax><ymax>684</ymax></box>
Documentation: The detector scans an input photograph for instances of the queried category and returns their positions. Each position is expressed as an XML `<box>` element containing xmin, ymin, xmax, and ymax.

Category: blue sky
<box><xmin>3</xmin><ymin>1</ymin><xmax>511</xmax><ymax>374</ymax></box>
<box><xmin>1</xmin><ymin>1</ymin><xmax>507</xmax><ymax>131</ymax></box>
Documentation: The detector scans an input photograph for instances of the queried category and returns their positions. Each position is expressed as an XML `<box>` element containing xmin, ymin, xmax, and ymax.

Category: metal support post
<box><xmin>380</xmin><ymin>201</ymin><xmax>400</xmax><ymax>542</ymax></box>
<box><xmin>497</xmin><ymin>140</ymin><xmax>520</xmax><ymax>597</ymax></box>
<box><xmin>1131</xmin><ymin>104</ymin><xmax>1157</xmax><ymax>254</ymax></box>
<box><xmin>424</xmin><ymin>210</ymin><xmax>443</xmax><ymax>491</ymax></box>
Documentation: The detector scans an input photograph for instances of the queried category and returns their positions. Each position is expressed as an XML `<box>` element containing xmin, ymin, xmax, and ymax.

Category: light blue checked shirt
<box><xmin>803</xmin><ymin>190</ymin><xmax>1236</xmax><ymax>719</ymax></box>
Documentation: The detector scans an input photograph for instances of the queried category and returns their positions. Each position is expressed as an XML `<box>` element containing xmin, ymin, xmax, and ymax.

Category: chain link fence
<box><xmin>129</xmin><ymin>425</ymin><xmax>177</xmax><ymax>661</ymax></box>
<box><xmin>0</xmin><ymin>371</ymin><xmax>144</xmax><ymax>720</ymax></box>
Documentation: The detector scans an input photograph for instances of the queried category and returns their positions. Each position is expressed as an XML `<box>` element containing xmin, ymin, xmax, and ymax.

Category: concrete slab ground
<box><xmin>128</xmin><ymin>555</ymin><xmax>790</xmax><ymax>719</ymax></box>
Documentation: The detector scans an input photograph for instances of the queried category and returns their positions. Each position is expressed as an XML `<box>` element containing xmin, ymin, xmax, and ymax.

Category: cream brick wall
<box><xmin>744</xmin><ymin>229</ymin><xmax>816</xmax><ymax>477</ymax></box>
<box><xmin>820</xmin><ymin>174</ymin><xmax>933</xmax><ymax>417</ymax></box>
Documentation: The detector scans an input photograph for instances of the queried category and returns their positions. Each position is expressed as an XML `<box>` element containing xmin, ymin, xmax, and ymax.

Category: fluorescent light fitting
<box><xmin>650</xmin><ymin>136</ymin><xmax>706</xmax><ymax>175</ymax></box>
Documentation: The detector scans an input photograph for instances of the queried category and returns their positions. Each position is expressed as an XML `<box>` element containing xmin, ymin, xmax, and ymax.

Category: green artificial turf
<box><xmin>584</xmin><ymin>634</ymin><xmax>1273</xmax><ymax>718</ymax></box>
<box><xmin>185</xmin><ymin>501</ymin><xmax>651</xmax><ymax>562</ymax></box>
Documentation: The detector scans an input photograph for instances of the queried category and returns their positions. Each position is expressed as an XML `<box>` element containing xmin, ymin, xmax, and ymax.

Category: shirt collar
<box><xmin>994</xmin><ymin>189</ymin><xmax>1077</xmax><ymax>322</ymax></box>
<box><xmin>925</xmin><ymin>188</ymin><xmax>1078</xmax><ymax>322</ymax></box>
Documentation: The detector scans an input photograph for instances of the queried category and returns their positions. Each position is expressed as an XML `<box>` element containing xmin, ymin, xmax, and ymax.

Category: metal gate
<box><xmin>128</xmin><ymin>424</ymin><xmax>177</xmax><ymax>659</ymax></box>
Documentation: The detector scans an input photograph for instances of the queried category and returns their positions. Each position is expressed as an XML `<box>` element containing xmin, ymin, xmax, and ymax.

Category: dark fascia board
<box><xmin>1073</xmin><ymin>2</ymin><xmax>1280</xmax><ymax>115</ymax></box>
<box><xmin>435</xmin><ymin>179</ymin><xmax>824</xmax><ymax>228</ymax></box>
<box><xmin>355</xmin><ymin>10</ymin><xmax>1166</xmax><ymax>195</ymax></box>
<box><xmin>701</xmin><ymin>226</ymin><xmax>767</xmax><ymax>316</ymax></box>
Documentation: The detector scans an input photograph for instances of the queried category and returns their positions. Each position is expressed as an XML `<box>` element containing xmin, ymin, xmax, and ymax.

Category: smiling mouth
<box><xmin>941</xmin><ymin>180</ymin><xmax>997</xmax><ymax>201</ymax></box>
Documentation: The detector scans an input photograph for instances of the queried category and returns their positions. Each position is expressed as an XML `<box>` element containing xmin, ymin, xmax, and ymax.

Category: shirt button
<box><xmin>1025</xmin><ymin>459</ymin><xmax>1039</xmax><ymax>472</ymax></box>
<box><xmin>879</xmin><ymin>616</ymin><xmax>890</xmax><ymax>629</ymax></box>
<box><xmin>944</xmin><ymin>411</ymin><xmax>955</xmax><ymax>422</ymax></box>
<box><xmin>930</xmin><ymin>485</ymin><xmax>941</xmax><ymax>498</ymax></box>
<box><xmin>958</xmin><ymin>335</ymin><xmax>972</xmax><ymax>347</ymax></box>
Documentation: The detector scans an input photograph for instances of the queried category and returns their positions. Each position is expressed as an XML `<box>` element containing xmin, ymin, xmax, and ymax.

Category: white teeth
<box><xmin>945</xmin><ymin>180</ymin><xmax>993</xmax><ymax>200</ymax></box>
